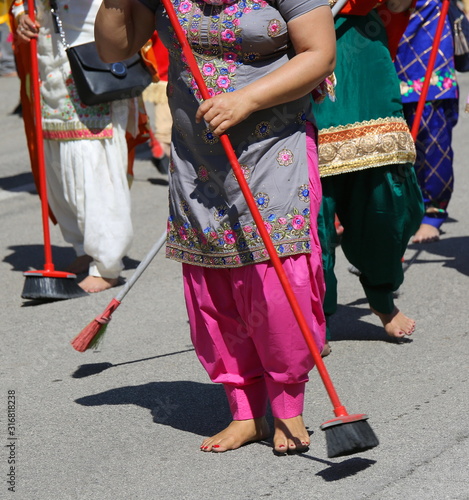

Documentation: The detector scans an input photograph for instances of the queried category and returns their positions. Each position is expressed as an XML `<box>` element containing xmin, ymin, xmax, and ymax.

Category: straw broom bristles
<box><xmin>71</xmin><ymin>298</ymin><xmax>121</xmax><ymax>352</ymax></box>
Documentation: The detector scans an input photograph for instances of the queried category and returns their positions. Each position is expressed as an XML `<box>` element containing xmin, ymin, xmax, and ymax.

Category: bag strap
<box><xmin>49</xmin><ymin>0</ymin><xmax>69</xmax><ymax>48</ymax></box>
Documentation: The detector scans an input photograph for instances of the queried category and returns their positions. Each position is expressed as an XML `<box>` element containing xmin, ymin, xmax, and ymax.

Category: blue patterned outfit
<box><xmin>395</xmin><ymin>0</ymin><xmax>459</xmax><ymax>229</ymax></box>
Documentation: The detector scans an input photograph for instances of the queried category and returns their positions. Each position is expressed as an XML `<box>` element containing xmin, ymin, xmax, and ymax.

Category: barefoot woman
<box><xmin>13</xmin><ymin>0</ymin><xmax>139</xmax><ymax>293</ymax></box>
<box><xmin>314</xmin><ymin>0</ymin><xmax>424</xmax><ymax>341</ymax></box>
<box><xmin>96</xmin><ymin>0</ymin><xmax>335</xmax><ymax>453</ymax></box>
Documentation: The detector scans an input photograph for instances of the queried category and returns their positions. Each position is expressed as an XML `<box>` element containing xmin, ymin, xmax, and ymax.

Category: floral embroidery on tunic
<box><xmin>172</xmin><ymin>0</ymin><xmax>268</xmax><ymax>100</ymax></box>
<box><xmin>41</xmin><ymin>73</ymin><xmax>113</xmax><ymax>140</ymax></box>
<box><xmin>214</xmin><ymin>205</ymin><xmax>229</xmax><ymax>221</ymax></box>
<box><xmin>267</xmin><ymin>19</ymin><xmax>283</xmax><ymax>37</ymax></box>
<box><xmin>244</xmin><ymin>52</ymin><xmax>261</xmax><ymax>62</ymax></box>
<box><xmin>255</xmin><ymin>121</ymin><xmax>272</xmax><ymax>138</ymax></box>
<box><xmin>231</xmin><ymin>164</ymin><xmax>251</xmax><ymax>181</ymax></box>
<box><xmin>298</xmin><ymin>184</ymin><xmax>310</xmax><ymax>203</ymax></box>
<box><xmin>197</xmin><ymin>165</ymin><xmax>210</xmax><ymax>181</ymax></box>
<box><xmin>311</xmin><ymin>74</ymin><xmax>337</xmax><ymax>104</ymax></box>
<box><xmin>276</xmin><ymin>149</ymin><xmax>294</xmax><ymax>166</ymax></box>
<box><xmin>166</xmin><ymin>207</ymin><xmax>311</xmax><ymax>267</ymax></box>
<box><xmin>254</xmin><ymin>192</ymin><xmax>270</xmax><ymax>210</ymax></box>
<box><xmin>165</xmin><ymin>0</ymin><xmax>314</xmax><ymax>268</ymax></box>
<box><xmin>201</xmin><ymin>128</ymin><xmax>219</xmax><ymax>144</ymax></box>
<box><xmin>296</xmin><ymin>111</ymin><xmax>307</xmax><ymax>125</ymax></box>
<box><xmin>180</xmin><ymin>199</ymin><xmax>192</xmax><ymax>216</ymax></box>
<box><xmin>169</xmin><ymin>158</ymin><xmax>176</xmax><ymax>174</ymax></box>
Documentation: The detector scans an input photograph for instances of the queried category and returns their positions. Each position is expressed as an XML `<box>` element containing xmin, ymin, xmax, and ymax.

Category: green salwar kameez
<box><xmin>313</xmin><ymin>12</ymin><xmax>424</xmax><ymax>332</ymax></box>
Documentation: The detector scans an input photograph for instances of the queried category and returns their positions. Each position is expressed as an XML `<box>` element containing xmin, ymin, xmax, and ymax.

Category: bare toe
<box><xmin>273</xmin><ymin>415</ymin><xmax>310</xmax><ymax>454</ymax></box>
<box><xmin>412</xmin><ymin>223</ymin><xmax>440</xmax><ymax>244</ymax></box>
<box><xmin>371</xmin><ymin>306</ymin><xmax>415</xmax><ymax>338</ymax></box>
<box><xmin>321</xmin><ymin>341</ymin><xmax>331</xmax><ymax>358</ymax></box>
<box><xmin>200</xmin><ymin>418</ymin><xmax>270</xmax><ymax>453</ymax></box>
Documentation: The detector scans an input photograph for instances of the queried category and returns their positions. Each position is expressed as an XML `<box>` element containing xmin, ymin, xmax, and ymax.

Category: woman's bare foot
<box><xmin>412</xmin><ymin>223</ymin><xmax>440</xmax><ymax>244</ymax></box>
<box><xmin>321</xmin><ymin>341</ymin><xmax>331</xmax><ymax>358</ymax></box>
<box><xmin>200</xmin><ymin>417</ymin><xmax>270</xmax><ymax>453</ymax></box>
<box><xmin>371</xmin><ymin>306</ymin><xmax>415</xmax><ymax>338</ymax></box>
<box><xmin>273</xmin><ymin>415</ymin><xmax>310</xmax><ymax>454</ymax></box>
<box><xmin>65</xmin><ymin>255</ymin><xmax>93</xmax><ymax>274</ymax></box>
<box><xmin>78</xmin><ymin>276</ymin><xmax>119</xmax><ymax>293</ymax></box>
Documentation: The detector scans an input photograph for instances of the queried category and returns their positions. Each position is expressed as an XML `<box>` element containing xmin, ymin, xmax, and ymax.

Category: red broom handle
<box><xmin>27</xmin><ymin>0</ymin><xmax>55</xmax><ymax>272</ymax></box>
<box><xmin>410</xmin><ymin>0</ymin><xmax>451</xmax><ymax>141</ymax></box>
<box><xmin>161</xmin><ymin>0</ymin><xmax>347</xmax><ymax>417</ymax></box>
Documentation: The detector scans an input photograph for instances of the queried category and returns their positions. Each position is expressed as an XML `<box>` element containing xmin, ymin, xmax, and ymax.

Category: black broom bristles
<box><xmin>21</xmin><ymin>276</ymin><xmax>88</xmax><ymax>301</ymax></box>
<box><xmin>321</xmin><ymin>416</ymin><xmax>379</xmax><ymax>458</ymax></box>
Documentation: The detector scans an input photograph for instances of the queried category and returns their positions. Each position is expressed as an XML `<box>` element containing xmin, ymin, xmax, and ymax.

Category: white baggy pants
<box><xmin>44</xmin><ymin>100</ymin><xmax>133</xmax><ymax>279</ymax></box>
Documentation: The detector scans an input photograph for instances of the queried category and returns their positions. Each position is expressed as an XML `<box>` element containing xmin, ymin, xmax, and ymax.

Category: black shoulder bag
<box><xmin>50</xmin><ymin>0</ymin><xmax>153</xmax><ymax>106</ymax></box>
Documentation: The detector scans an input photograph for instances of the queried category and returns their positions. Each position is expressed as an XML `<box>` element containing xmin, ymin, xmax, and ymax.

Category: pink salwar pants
<box><xmin>182</xmin><ymin>123</ymin><xmax>325</xmax><ymax>420</ymax></box>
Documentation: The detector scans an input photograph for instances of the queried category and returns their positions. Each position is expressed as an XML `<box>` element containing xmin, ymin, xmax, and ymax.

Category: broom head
<box><xmin>22</xmin><ymin>270</ymin><xmax>88</xmax><ymax>301</ymax></box>
<box><xmin>71</xmin><ymin>298</ymin><xmax>121</xmax><ymax>352</ymax></box>
<box><xmin>321</xmin><ymin>414</ymin><xmax>379</xmax><ymax>458</ymax></box>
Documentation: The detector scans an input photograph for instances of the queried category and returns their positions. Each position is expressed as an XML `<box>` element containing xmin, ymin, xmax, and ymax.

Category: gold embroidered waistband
<box><xmin>42</xmin><ymin>120</ymin><xmax>113</xmax><ymax>141</ymax></box>
<box><xmin>318</xmin><ymin>117</ymin><xmax>416</xmax><ymax>177</ymax></box>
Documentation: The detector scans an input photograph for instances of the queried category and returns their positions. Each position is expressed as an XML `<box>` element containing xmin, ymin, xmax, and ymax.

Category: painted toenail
<box><xmin>278</xmin><ymin>444</ymin><xmax>285</xmax><ymax>448</ymax></box>
<box><xmin>212</xmin><ymin>445</ymin><xmax>220</xmax><ymax>448</ymax></box>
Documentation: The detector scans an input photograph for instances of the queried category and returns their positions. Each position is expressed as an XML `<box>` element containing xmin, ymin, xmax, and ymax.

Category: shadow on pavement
<box><xmin>407</xmin><ymin>235</ymin><xmax>469</xmax><ymax>277</ymax></box>
<box><xmin>75</xmin><ymin>380</ymin><xmax>232</xmax><ymax>437</ymax></box>
<box><xmin>74</xmin><ymin>372</ymin><xmax>379</xmax><ymax>474</ymax></box>
<box><xmin>4</xmin><ymin>244</ymin><xmax>142</xmax><ymax>273</ymax></box>
<box><xmin>147</xmin><ymin>177</ymin><xmax>169</xmax><ymax>186</ymax></box>
<box><xmin>328</xmin><ymin>304</ymin><xmax>411</xmax><ymax>344</ymax></box>
<box><xmin>0</xmin><ymin>171</ymin><xmax>36</xmax><ymax>193</ymax></box>
<box><xmin>326</xmin><ymin>234</ymin><xmax>469</xmax><ymax>342</ymax></box>
<box><xmin>71</xmin><ymin>348</ymin><xmax>195</xmax><ymax>378</ymax></box>
<box><xmin>4</xmin><ymin>244</ymin><xmax>76</xmax><ymax>272</ymax></box>
<box><xmin>312</xmin><ymin>456</ymin><xmax>376</xmax><ymax>481</ymax></box>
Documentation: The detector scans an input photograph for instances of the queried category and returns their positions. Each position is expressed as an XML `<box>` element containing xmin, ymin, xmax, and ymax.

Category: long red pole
<box><xmin>25</xmin><ymin>0</ymin><xmax>73</xmax><ymax>278</ymax></box>
<box><xmin>161</xmin><ymin>0</ymin><xmax>348</xmax><ymax>417</ymax></box>
<box><xmin>27</xmin><ymin>0</ymin><xmax>54</xmax><ymax>271</ymax></box>
<box><xmin>410</xmin><ymin>0</ymin><xmax>451</xmax><ymax>141</ymax></box>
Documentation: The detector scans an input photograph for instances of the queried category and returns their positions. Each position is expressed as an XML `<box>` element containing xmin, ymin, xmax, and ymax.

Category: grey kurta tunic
<box><xmin>140</xmin><ymin>0</ymin><xmax>328</xmax><ymax>267</ymax></box>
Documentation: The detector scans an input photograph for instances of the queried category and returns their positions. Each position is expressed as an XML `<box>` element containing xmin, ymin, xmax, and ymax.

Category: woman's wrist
<box><xmin>12</xmin><ymin>7</ymin><xmax>26</xmax><ymax>24</ymax></box>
